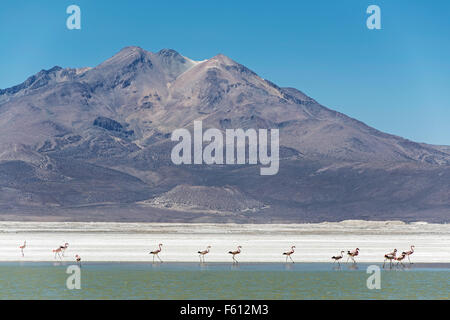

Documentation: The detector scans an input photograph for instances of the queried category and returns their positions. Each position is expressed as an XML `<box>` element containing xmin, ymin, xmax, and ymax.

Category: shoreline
<box><xmin>1</xmin><ymin>220</ymin><xmax>449</xmax><ymax>263</ymax></box>
<box><xmin>1</xmin><ymin>261</ymin><xmax>449</xmax><ymax>267</ymax></box>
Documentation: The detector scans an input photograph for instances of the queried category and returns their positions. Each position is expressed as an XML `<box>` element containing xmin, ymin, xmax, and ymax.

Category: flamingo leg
<box><xmin>157</xmin><ymin>253</ymin><xmax>163</xmax><ymax>263</ymax></box>
<box><xmin>289</xmin><ymin>255</ymin><xmax>294</xmax><ymax>263</ymax></box>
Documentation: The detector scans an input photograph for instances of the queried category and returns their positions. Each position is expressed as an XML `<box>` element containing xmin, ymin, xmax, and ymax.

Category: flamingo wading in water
<box><xmin>228</xmin><ymin>246</ymin><xmax>242</xmax><ymax>264</ymax></box>
<box><xmin>53</xmin><ymin>247</ymin><xmax>63</xmax><ymax>259</ymax></box>
<box><xmin>59</xmin><ymin>243</ymin><xmax>69</xmax><ymax>257</ymax></box>
<box><xmin>282</xmin><ymin>246</ymin><xmax>296</xmax><ymax>263</ymax></box>
<box><xmin>332</xmin><ymin>251</ymin><xmax>345</xmax><ymax>266</ymax></box>
<box><xmin>402</xmin><ymin>245</ymin><xmax>415</xmax><ymax>264</ymax></box>
<box><xmin>383</xmin><ymin>249</ymin><xmax>397</xmax><ymax>268</ymax></box>
<box><xmin>149</xmin><ymin>243</ymin><xmax>163</xmax><ymax>263</ymax></box>
<box><xmin>346</xmin><ymin>248</ymin><xmax>360</xmax><ymax>264</ymax></box>
<box><xmin>197</xmin><ymin>246</ymin><xmax>211</xmax><ymax>263</ymax></box>
<box><xmin>395</xmin><ymin>252</ymin><xmax>406</xmax><ymax>267</ymax></box>
<box><xmin>19</xmin><ymin>241</ymin><xmax>26</xmax><ymax>257</ymax></box>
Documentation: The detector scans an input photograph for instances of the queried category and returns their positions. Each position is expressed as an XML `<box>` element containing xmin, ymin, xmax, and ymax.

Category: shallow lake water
<box><xmin>0</xmin><ymin>262</ymin><xmax>448</xmax><ymax>299</ymax></box>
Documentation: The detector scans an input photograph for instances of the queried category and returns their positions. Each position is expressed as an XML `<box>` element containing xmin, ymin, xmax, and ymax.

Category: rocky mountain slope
<box><xmin>0</xmin><ymin>46</ymin><xmax>449</xmax><ymax>222</ymax></box>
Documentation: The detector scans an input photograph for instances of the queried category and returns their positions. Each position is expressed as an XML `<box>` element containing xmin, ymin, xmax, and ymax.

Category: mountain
<box><xmin>1</xmin><ymin>46</ymin><xmax>449</xmax><ymax>223</ymax></box>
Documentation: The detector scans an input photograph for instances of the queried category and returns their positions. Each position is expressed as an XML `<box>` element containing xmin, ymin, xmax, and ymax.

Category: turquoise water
<box><xmin>0</xmin><ymin>262</ymin><xmax>448</xmax><ymax>299</ymax></box>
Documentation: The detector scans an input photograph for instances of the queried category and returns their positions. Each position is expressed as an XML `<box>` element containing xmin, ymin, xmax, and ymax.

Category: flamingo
<box><xmin>19</xmin><ymin>241</ymin><xmax>26</xmax><ymax>257</ymax></box>
<box><xmin>59</xmin><ymin>242</ymin><xmax>69</xmax><ymax>257</ymax></box>
<box><xmin>402</xmin><ymin>245</ymin><xmax>415</xmax><ymax>264</ymax></box>
<box><xmin>75</xmin><ymin>254</ymin><xmax>81</xmax><ymax>267</ymax></box>
<box><xmin>228</xmin><ymin>246</ymin><xmax>242</xmax><ymax>264</ymax></box>
<box><xmin>383</xmin><ymin>249</ymin><xmax>397</xmax><ymax>268</ymax></box>
<box><xmin>395</xmin><ymin>253</ymin><xmax>406</xmax><ymax>267</ymax></box>
<box><xmin>197</xmin><ymin>246</ymin><xmax>211</xmax><ymax>263</ymax></box>
<box><xmin>53</xmin><ymin>247</ymin><xmax>63</xmax><ymax>260</ymax></box>
<box><xmin>346</xmin><ymin>248</ymin><xmax>360</xmax><ymax>264</ymax></box>
<box><xmin>282</xmin><ymin>246</ymin><xmax>296</xmax><ymax>263</ymax></box>
<box><xmin>332</xmin><ymin>250</ymin><xmax>345</xmax><ymax>266</ymax></box>
<box><xmin>149</xmin><ymin>243</ymin><xmax>163</xmax><ymax>263</ymax></box>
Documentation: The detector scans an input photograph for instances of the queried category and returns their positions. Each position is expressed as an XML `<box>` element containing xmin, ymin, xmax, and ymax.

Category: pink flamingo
<box><xmin>282</xmin><ymin>246</ymin><xmax>296</xmax><ymax>263</ymax></box>
<box><xmin>332</xmin><ymin>250</ymin><xmax>345</xmax><ymax>266</ymax></box>
<box><xmin>383</xmin><ymin>249</ymin><xmax>397</xmax><ymax>268</ymax></box>
<box><xmin>149</xmin><ymin>243</ymin><xmax>163</xmax><ymax>263</ymax></box>
<box><xmin>59</xmin><ymin>242</ymin><xmax>69</xmax><ymax>257</ymax></box>
<box><xmin>53</xmin><ymin>247</ymin><xmax>63</xmax><ymax>260</ymax></box>
<box><xmin>228</xmin><ymin>246</ymin><xmax>242</xmax><ymax>264</ymax></box>
<box><xmin>197</xmin><ymin>246</ymin><xmax>211</xmax><ymax>263</ymax></box>
<box><xmin>395</xmin><ymin>253</ymin><xmax>406</xmax><ymax>267</ymax></box>
<box><xmin>19</xmin><ymin>241</ymin><xmax>26</xmax><ymax>257</ymax></box>
<box><xmin>402</xmin><ymin>245</ymin><xmax>415</xmax><ymax>264</ymax></box>
<box><xmin>346</xmin><ymin>248</ymin><xmax>360</xmax><ymax>264</ymax></box>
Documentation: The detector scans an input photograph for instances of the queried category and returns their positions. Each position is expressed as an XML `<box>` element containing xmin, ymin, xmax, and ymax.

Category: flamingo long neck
<box><xmin>159</xmin><ymin>244</ymin><xmax>162</xmax><ymax>251</ymax></box>
<box><xmin>291</xmin><ymin>246</ymin><xmax>295</xmax><ymax>252</ymax></box>
<box><xmin>411</xmin><ymin>246</ymin><xmax>414</xmax><ymax>253</ymax></box>
<box><xmin>237</xmin><ymin>247</ymin><xmax>241</xmax><ymax>253</ymax></box>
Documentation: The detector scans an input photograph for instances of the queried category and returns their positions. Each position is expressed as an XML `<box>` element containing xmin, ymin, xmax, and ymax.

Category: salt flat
<box><xmin>0</xmin><ymin>220</ymin><xmax>448</xmax><ymax>263</ymax></box>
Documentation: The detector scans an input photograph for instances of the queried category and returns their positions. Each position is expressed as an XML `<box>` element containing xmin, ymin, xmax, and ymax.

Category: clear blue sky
<box><xmin>1</xmin><ymin>0</ymin><xmax>449</xmax><ymax>145</ymax></box>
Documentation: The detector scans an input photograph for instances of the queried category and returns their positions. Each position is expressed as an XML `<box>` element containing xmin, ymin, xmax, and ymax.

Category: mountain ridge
<box><xmin>0</xmin><ymin>46</ymin><xmax>449</xmax><ymax>223</ymax></box>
